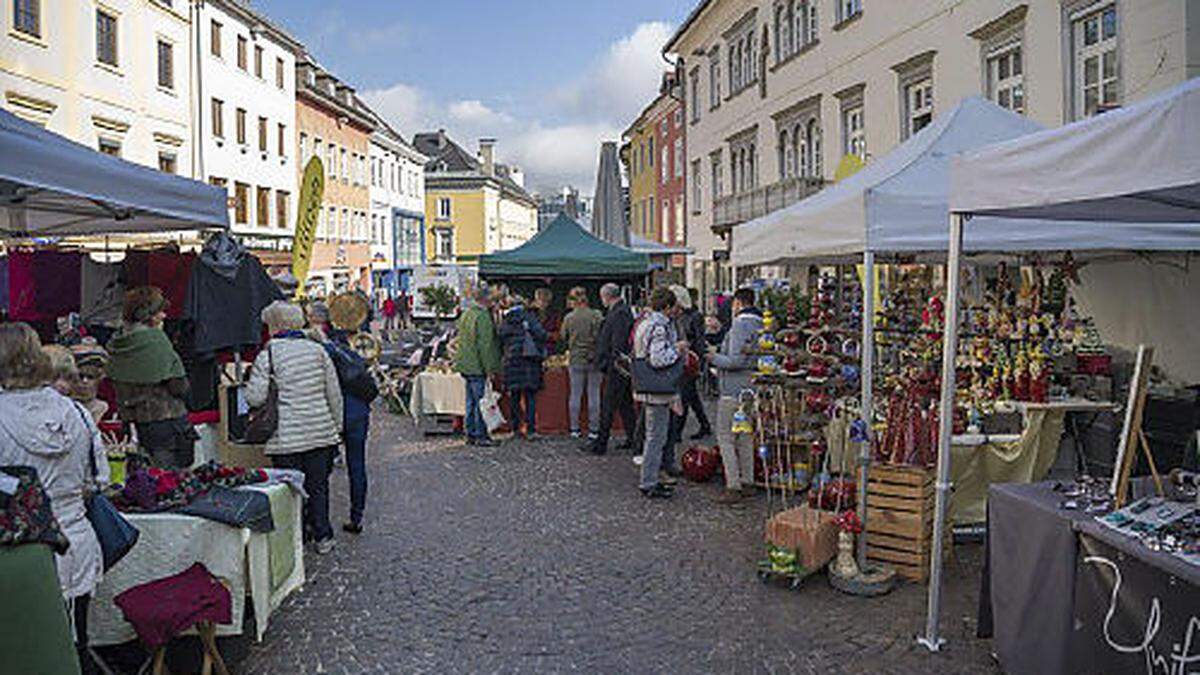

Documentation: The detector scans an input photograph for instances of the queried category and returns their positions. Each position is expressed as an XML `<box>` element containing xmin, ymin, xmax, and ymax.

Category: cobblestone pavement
<box><xmin>237</xmin><ymin>411</ymin><xmax>999</xmax><ymax>674</ymax></box>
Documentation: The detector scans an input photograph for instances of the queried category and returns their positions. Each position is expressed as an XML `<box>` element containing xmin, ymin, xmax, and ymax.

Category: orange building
<box><xmin>294</xmin><ymin>55</ymin><xmax>375</xmax><ymax>295</ymax></box>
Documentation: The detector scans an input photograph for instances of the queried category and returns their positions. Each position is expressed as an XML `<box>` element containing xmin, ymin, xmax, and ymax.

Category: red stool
<box><xmin>113</xmin><ymin>563</ymin><xmax>233</xmax><ymax>675</ymax></box>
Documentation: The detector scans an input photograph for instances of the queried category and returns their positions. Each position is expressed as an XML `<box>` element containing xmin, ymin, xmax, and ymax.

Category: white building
<box><xmin>664</xmin><ymin>0</ymin><xmax>1200</xmax><ymax>303</ymax></box>
<box><xmin>366</xmin><ymin>114</ymin><xmax>427</xmax><ymax>298</ymax></box>
<box><xmin>195</xmin><ymin>0</ymin><xmax>302</xmax><ymax>248</ymax></box>
<box><xmin>1</xmin><ymin>0</ymin><xmax>192</xmax><ymax>175</ymax></box>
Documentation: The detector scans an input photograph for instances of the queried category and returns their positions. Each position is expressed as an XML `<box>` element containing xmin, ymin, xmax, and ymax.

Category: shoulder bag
<box><xmin>630</xmin><ymin>322</ymin><xmax>684</xmax><ymax>395</ymax></box>
<box><xmin>243</xmin><ymin>343</ymin><xmax>279</xmax><ymax>444</ymax></box>
<box><xmin>75</xmin><ymin>403</ymin><xmax>139</xmax><ymax>571</ymax></box>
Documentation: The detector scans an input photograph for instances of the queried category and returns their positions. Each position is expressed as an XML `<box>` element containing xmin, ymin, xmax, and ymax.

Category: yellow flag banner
<box><xmin>291</xmin><ymin>156</ymin><xmax>324</xmax><ymax>297</ymax></box>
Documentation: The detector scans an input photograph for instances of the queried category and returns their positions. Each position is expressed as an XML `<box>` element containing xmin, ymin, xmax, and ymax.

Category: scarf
<box><xmin>106</xmin><ymin>325</ymin><xmax>186</xmax><ymax>384</ymax></box>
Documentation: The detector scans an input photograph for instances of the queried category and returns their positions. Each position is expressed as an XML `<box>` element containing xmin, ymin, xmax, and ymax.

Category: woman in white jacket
<box><xmin>631</xmin><ymin>287</ymin><xmax>685</xmax><ymax>499</ymax></box>
<box><xmin>246</xmin><ymin>301</ymin><xmax>344</xmax><ymax>554</ymax></box>
<box><xmin>0</xmin><ymin>323</ymin><xmax>109</xmax><ymax>668</ymax></box>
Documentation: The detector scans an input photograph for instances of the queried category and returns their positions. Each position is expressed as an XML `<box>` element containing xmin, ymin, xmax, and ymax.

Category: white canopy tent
<box><xmin>0</xmin><ymin>108</ymin><xmax>228</xmax><ymax>237</ymax></box>
<box><xmin>923</xmin><ymin>77</ymin><xmax>1200</xmax><ymax>651</ymax></box>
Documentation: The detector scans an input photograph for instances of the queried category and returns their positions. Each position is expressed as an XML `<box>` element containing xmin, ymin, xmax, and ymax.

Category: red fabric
<box><xmin>113</xmin><ymin>563</ymin><xmax>232</xmax><ymax>648</ymax></box>
<box><xmin>188</xmin><ymin>410</ymin><xmax>220</xmax><ymax>425</ymax></box>
<box><xmin>6</xmin><ymin>250</ymin><xmax>82</xmax><ymax>322</ymax></box>
<box><xmin>148</xmin><ymin>252</ymin><xmax>193</xmax><ymax>319</ymax></box>
<box><xmin>382</xmin><ymin>298</ymin><xmax>396</xmax><ymax>317</ymax></box>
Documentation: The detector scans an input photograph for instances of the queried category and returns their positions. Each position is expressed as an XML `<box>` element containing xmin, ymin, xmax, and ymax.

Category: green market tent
<box><xmin>478</xmin><ymin>213</ymin><xmax>650</xmax><ymax>278</ymax></box>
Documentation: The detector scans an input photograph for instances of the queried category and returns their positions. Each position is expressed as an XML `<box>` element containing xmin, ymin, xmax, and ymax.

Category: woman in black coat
<box><xmin>497</xmin><ymin>297</ymin><xmax>548</xmax><ymax>439</ymax></box>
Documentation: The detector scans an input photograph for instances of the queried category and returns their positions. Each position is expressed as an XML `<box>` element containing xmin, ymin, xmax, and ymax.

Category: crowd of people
<box><xmin>453</xmin><ymin>281</ymin><xmax>762</xmax><ymax>502</ymax></box>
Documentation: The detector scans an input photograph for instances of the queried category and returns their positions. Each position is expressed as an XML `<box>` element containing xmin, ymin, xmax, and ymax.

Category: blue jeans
<box><xmin>464</xmin><ymin>375</ymin><xmax>488</xmax><ymax>440</ymax></box>
<box><xmin>344</xmin><ymin>414</ymin><xmax>369</xmax><ymax>526</ymax></box>
<box><xmin>640</xmin><ymin>404</ymin><xmax>671</xmax><ymax>490</ymax></box>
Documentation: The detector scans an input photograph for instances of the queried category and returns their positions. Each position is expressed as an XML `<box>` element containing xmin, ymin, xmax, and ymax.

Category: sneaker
<box><xmin>472</xmin><ymin>437</ymin><xmax>498</xmax><ymax>448</ymax></box>
<box><xmin>640</xmin><ymin>484</ymin><xmax>674</xmax><ymax>499</ymax></box>
<box><xmin>632</xmin><ymin>455</ymin><xmax>644</xmax><ymax>466</ymax></box>
<box><xmin>342</xmin><ymin>522</ymin><xmax>363</xmax><ymax>535</ymax></box>
<box><xmin>314</xmin><ymin>537</ymin><xmax>336</xmax><ymax>555</ymax></box>
<box><xmin>570</xmin><ymin>430</ymin><xmax>582</xmax><ymax>439</ymax></box>
<box><xmin>587</xmin><ymin>432</ymin><xmax>599</xmax><ymax>441</ymax></box>
<box><xmin>526</xmin><ymin>432</ymin><xmax>541</xmax><ymax>442</ymax></box>
<box><xmin>715</xmin><ymin>489</ymin><xmax>743</xmax><ymax>505</ymax></box>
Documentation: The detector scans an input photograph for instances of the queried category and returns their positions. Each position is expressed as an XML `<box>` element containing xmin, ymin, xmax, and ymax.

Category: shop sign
<box><xmin>291</xmin><ymin>156</ymin><xmax>324</xmax><ymax>297</ymax></box>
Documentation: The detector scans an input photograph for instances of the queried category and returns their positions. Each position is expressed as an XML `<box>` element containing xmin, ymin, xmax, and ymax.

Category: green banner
<box><xmin>291</xmin><ymin>156</ymin><xmax>324</xmax><ymax>297</ymax></box>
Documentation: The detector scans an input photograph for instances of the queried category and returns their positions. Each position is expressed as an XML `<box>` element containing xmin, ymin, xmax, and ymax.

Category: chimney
<box><xmin>436</xmin><ymin>128</ymin><xmax>446</xmax><ymax>149</ymax></box>
<box><xmin>479</xmin><ymin>138</ymin><xmax>496</xmax><ymax>176</ymax></box>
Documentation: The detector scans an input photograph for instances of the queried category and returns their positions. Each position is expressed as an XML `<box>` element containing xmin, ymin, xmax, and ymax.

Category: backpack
<box><xmin>325</xmin><ymin>340</ymin><xmax>379</xmax><ymax>403</ymax></box>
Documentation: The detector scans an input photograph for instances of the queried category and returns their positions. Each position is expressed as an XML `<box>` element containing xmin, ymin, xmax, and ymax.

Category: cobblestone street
<box><xmin>237</xmin><ymin>411</ymin><xmax>998</xmax><ymax>674</ymax></box>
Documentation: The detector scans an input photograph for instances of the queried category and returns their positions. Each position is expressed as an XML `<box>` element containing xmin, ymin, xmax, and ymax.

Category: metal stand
<box><xmin>921</xmin><ymin>212</ymin><xmax>964</xmax><ymax>651</ymax></box>
<box><xmin>856</xmin><ymin>250</ymin><xmax>875</xmax><ymax>570</ymax></box>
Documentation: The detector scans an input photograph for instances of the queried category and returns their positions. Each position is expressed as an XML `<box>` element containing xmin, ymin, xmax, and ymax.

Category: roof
<box><xmin>296</xmin><ymin>57</ymin><xmax>376</xmax><ymax>132</ymax></box>
<box><xmin>414</xmin><ymin>130</ymin><xmax>536</xmax><ymax>207</ymax></box>
<box><xmin>663</xmin><ymin>0</ymin><xmax>717</xmax><ymax>55</ymax></box>
<box><xmin>0</xmin><ymin>108</ymin><xmax>228</xmax><ymax>237</ymax></box>
<box><xmin>212</xmin><ymin>0</ymin><xmax>305</xmax><ymax>53</ymax></box>
<box><xmin>629</xmin><ymin>233</ymin><xmax>692</xmax><ymax>256</ymax></box>
<box><xmin>478</xmin><ymin>213</ymin><xmax>649</xmax><ymax>278</ymax></box>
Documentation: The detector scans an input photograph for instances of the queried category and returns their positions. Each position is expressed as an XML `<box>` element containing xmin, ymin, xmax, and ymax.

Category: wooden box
<box><xmin>864</xmin><ymin>464</ymin><xmax>945</xmax><ymax>583</ymax></box>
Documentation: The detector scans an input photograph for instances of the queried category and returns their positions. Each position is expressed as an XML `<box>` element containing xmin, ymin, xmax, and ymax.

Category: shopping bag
<box><xmin>480</xmin><ymin>384</ymin><xmax>506</xmax><ymax>433</ymax></box>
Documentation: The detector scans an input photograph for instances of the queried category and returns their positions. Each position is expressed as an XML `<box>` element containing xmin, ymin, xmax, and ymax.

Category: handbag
<box><xmin>631</xmin><ymin>357</ymin><xmax>684</xmax><ymax>394</ymax></box>
<box><xmin>520</xmin><ymin>320</ymin><xmax>543</xmax><ymax>358</ymax></box>
<box><xmin>74</xmin><ymin>404</ymin><xmax>139</xmax><ymax>571</ymax></box>
<box><xmin>243</xmin><ymin>343</ymin><xmax>279</xmax><ymax>444</ymax></box>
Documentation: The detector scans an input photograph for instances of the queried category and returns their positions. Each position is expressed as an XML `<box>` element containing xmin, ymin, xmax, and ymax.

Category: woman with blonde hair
<box><xmin>246</xmin><ymin>300</ymin><xmax>344</xmax><ymax>554</ymax></box>
<box><xmin>0</xmin><ymin>323</ymin><xmax>109</xmax><ymax>669</ymax></box>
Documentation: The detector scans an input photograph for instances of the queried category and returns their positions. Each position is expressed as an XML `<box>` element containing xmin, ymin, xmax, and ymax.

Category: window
<box><xmin>208</xmin><ymin>176</ymin><xmax>226</xmax><ymax>190</ymax></box>
<box><xmin>237</xmin><ymin>35</ymin><xmax>247</xmax><ymax>70</ymax></box>
<box><xmin>775</xmin><ymin>3</ymin><xmax>792</xmax><ymax>62</ymax></box>
<box><xmin>234</xmin><ymin>182</ymin><xmax>249</xmax><ymax>224</ymax></box>
<box><xmin>340</xmin><ymin>208</ymin><xmax>348</xmax><ymax>238</ymax></box>
<box><xmin>710</xmin><ymin>154</ymin><xmax>722</xmax><ymax>203</ymax></box>
<box><xmin>674</xmin><ymin>138</ymin><xmax>683</xmax><ymax>178</ymax></box>
<box><xmin>95</xmin><ymin>9</ymin><xmax>118</xmax><ymax>67</ymax></box>
<box><xmin>674</xmin><ymin>200</ymin><xmax>684</xmax><ymax>244</ymax></box>
<box><xmin>327</xmin><ymin>144</ymin><xmax>336</xmax><ymax>179</ymax></box>
<box><xmin>987</xmin><ymin>43</ymin><xmax>1024</xmax><ymax>113</ymax></box>
<box><xmin>210</xmin><ymin>20</ymin><xmax>221</xmax><ymax>57</ymax></box>
<box><xmin>674</xmin><ymin>108</ymin><xmax>682</xmax><ymax>127</ymax></box>
<box><xmin>299</xmin><ymin>133</ymin><xmax>308</xmax><ymax>161</ymax></box>
<box><xmin>256</xmin><ymin>186</ymin><xmax>269</xmax><ymax>226</ymax></box>
<box><xmin>235</xmin><ymin>108</ymin><xmax>246</xmax><ymax>144</ymax></box>
<box><xmin>648</xmin><ymin>137</ymin><xmax>655</xmax><ymax>167</ymax></box>
<box><xmin>904</xmin><ymin>78</ymin><xmax>933</xmax><ymax>137</ymax></box>
<box><xmin>325</xmin><ymin>206</ymin><xmax>335</xmax><ymax>239</ymax></box>
<box><xmin>254</xmin><ymin>45</ymin><xmax>263</xmax><ymax>78</ymax></box>
<box><xmin>801</xmin><ymin>118</ymin><xmax>822</xmax><ymax>178</ymax></box>
<box><xmin>339</xmin><ymin>148</ymin><xmax>347</xmax><ymax>182</ymax></box>
<box><xmin>661</xmin><ymin>200</ymin><xmax>669</xmax><ymax>242</ymax></box>
<box><xmin>157</xmin><ymin>40</ymin><xmax>173</xmax><ymax>90</ymax></box>
<box><xmin>842</xmin><ymin>103</ymin><xmax>865</xmax><ymax>159</ymax></box>
<box><xmin>708</xmin><ymin>48</ymin><xmax>722</xmax><ymax>109</ymax></box>
<box><xmin>648</xmin><ymin>197</ymin><xmax>655</xmax><ymax>233</ymax></box>
<box><xmin>691</xmin><ymin>159</ymin><xmax>702</xmax><ymax>212</ymax></box>
<box><xmin>276</xmin><ymin>57</ymin><xmax>284</xmax><ymax>88</ymax></box>
<box><xmin>211</xmin><ymin>98</ymin><xmax>224</xmax><ymax>138</ymax></box>
<box><xmin>277</xmin><ymin>123</ymin><xmax>285</xmax><ymax>156</ymax></box>
<box><xmin>661</xmin><ymin>145</ymin><xmax>667</xmax><ymax>178</ymax></box>
<box><xmin>434</xmin><ymin>229</ymin><xmax>454</xmax><ymax>260</ymax></box>
<box><xmin>437</xmin><ymin>197</ymin><xmax>451</xmax><ymax>220</ymax></box>
<box><xmin>838</xmin><ymin>0</ymin><xmax>862</xmax><ymax>24</ymax></box>
<box><xmin>1073</xmin><ymin>4</ymin><xmax>1118</xmax><ymax>118</ymax></box>
<box><xmin>798</xmin><ymin>1</ymin><xmax>818</xmax><ymax>47</ymax></box>
<box><xmin>256</xmin><ymin>114</ymin><xmax>265</xmax><ymax>152</ymax></box>
<box><xmin>689</xmin><ymin>69</ymin><xmax>701</xmax><ymax>123</ymax></box>
<box><xmin>98</xmin><ymin>138</ymin><xmax>121</xmax><ymax>157</ymax></box>
<box><xmin>276</xmin><ymin>191</ymin><xmax>289</xmax><ymax>228</ymax></box>
<box><xmin>158</xmin><ymin>152</ymin><xmax>176</xmax><ymax>173</ymax></box>
<box><xmin>13</xmin><ymin>0</ymin><xmax>39</xmax><ymax>38</ymax></box>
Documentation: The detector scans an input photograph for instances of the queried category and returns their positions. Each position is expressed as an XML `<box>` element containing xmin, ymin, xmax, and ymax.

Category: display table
<box><xmin>89</xmin><ymin>483</ymin><xmax>304</xmax><ymax>646</ymax></box>
<box><xmin>409</xmin><ymin>371</ymin><xmax>466</xmax><ymax>419</ymax></box>
<box><xmin>980</xmin><ymin>481</ymin><xmax>1199</xmax><ymax>675</ymax></box>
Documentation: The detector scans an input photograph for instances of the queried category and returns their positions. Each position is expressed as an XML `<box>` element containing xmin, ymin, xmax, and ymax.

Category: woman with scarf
<box><xmin>106</xmin><ymin>286</ymin><xmax>196</xmax><ymax>469</ymax></box>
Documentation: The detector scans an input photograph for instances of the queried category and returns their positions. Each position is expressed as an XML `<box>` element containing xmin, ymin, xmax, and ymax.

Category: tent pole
<box><xmin>920</xmin><ymin>212</ymin><xmax>963</xmax><ymax>652</ymax></box>
<box><xmin>856</xmin><ymin>249</ymin><xmax>875</xmax><ymax>570</ymax></box>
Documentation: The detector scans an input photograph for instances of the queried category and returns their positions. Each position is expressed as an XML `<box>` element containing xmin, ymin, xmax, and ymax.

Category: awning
<box><xmin>478</xmin><ymin>213</ymin><xmax>649</xmax><ymax>278</ymax></box>
<box><xmin>0</xmin><ymin>108</ymin><xmax>229</xmax><ymax>237</ymax></box>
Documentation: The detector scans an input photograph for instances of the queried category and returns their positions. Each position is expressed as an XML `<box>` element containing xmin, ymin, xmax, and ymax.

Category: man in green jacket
<box><xmin>455</xmin><ymin>286</ymin><xmax>502</xmax><ymax>446</ymax></box>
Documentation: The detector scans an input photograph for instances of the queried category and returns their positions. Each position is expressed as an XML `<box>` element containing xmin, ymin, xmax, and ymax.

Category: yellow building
<box><xmin>412</xmin><ymin>131</ymin><xmax>537</xmax><ymax>264</ymax></box>
<box><xmin>620</xmin><ymin>116</ymin><xmax>657</xmax><ymax>242</ymax></box>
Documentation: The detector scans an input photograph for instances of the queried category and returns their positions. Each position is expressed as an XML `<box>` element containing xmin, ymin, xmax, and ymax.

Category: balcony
<box><xmin>712</xmin><ymin>176</ymin><xmax>825</xmax><ymax>233</ymax></box>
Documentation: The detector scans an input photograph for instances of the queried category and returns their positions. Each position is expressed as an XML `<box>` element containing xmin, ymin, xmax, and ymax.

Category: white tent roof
<box><xmin>952</xmin><ymin>77</ymin><xmax>1200</xmax><ymax>226</ymax></box>
<box><xmin>0</xmin><ymin>108</ymin><xmax>228</xmax><ymax>237</ymax></box>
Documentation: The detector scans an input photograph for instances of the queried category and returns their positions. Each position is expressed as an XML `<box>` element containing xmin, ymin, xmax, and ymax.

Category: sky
<box><xmin>254</xmin><ymin>0</ymin><xmax>694</xmax><ymax>196</ymax></box>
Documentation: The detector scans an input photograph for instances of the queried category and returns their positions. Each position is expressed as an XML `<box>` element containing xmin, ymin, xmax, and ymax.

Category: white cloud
<box><xmin>361</xmin><ymin>21</ymin><xmax>673</xmax><ymax>194</ymax></box>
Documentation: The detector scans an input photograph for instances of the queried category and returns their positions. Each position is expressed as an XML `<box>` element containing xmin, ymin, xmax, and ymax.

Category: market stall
<box><xmin>733</xmin><ymin>97</ymin><xmax>1124</xmax><ymax>580</ymax></box>
<box><xmin>477</xmin><ymin>213</ymin><xmax>649</xmax><ymax>436</ymax></box>
<box><xmin>933</xmin><ymin>77</ymin><xmax>1200</xmax><ymax>656</ymax></box>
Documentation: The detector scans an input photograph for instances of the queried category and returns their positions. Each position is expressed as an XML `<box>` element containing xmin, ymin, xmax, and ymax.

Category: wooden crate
<box><xmin>864</xmin><ymin>464</ymin><xmax>946</xmax><ymax>583</ymax></box>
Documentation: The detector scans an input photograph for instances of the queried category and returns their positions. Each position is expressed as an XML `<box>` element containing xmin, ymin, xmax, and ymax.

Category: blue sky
<box><xmin>255</xmin><ymin>0</ymin><xmax>693</xmax><ymax>194</ymax></box>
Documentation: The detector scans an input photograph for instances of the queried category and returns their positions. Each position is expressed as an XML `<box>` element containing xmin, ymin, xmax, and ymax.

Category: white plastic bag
<box><xmin>480</xmin><ymin>383</ymin><xmax>506</xmax><ymax>433</ymax></box>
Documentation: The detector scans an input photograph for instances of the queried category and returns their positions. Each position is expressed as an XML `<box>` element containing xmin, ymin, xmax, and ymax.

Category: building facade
<box><xmin>295</xmin><ymin>56</ymin><xmax>375</xmax><ymax>295</ymax></box>
<box><xmin>412</xmin><ymin>132</ymin><xmax>538</xmax><ymax>265</ymax></box>
<box><xmin>537</xmin><ymin>186</ymin><xmax>593</xmax><ymax>231</ymax></box>
<box><xmin>665</xmin><ymin>0</ymin><xmax>1200</xmax><ymax>302</ymax></box>
<box><xmin>197</xmin><ymin>0</ymin><xmax>301</xmax><ymax>255</ymax></box>
<box><xmin>1</xmin><ymin>0</ymin><xmax>192</xmax><ymax>174</ymax></box>
<box><xmin>367</xmin><ymin>115</ymin><xmax>427</xmax><ymax>298</ymax></box>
